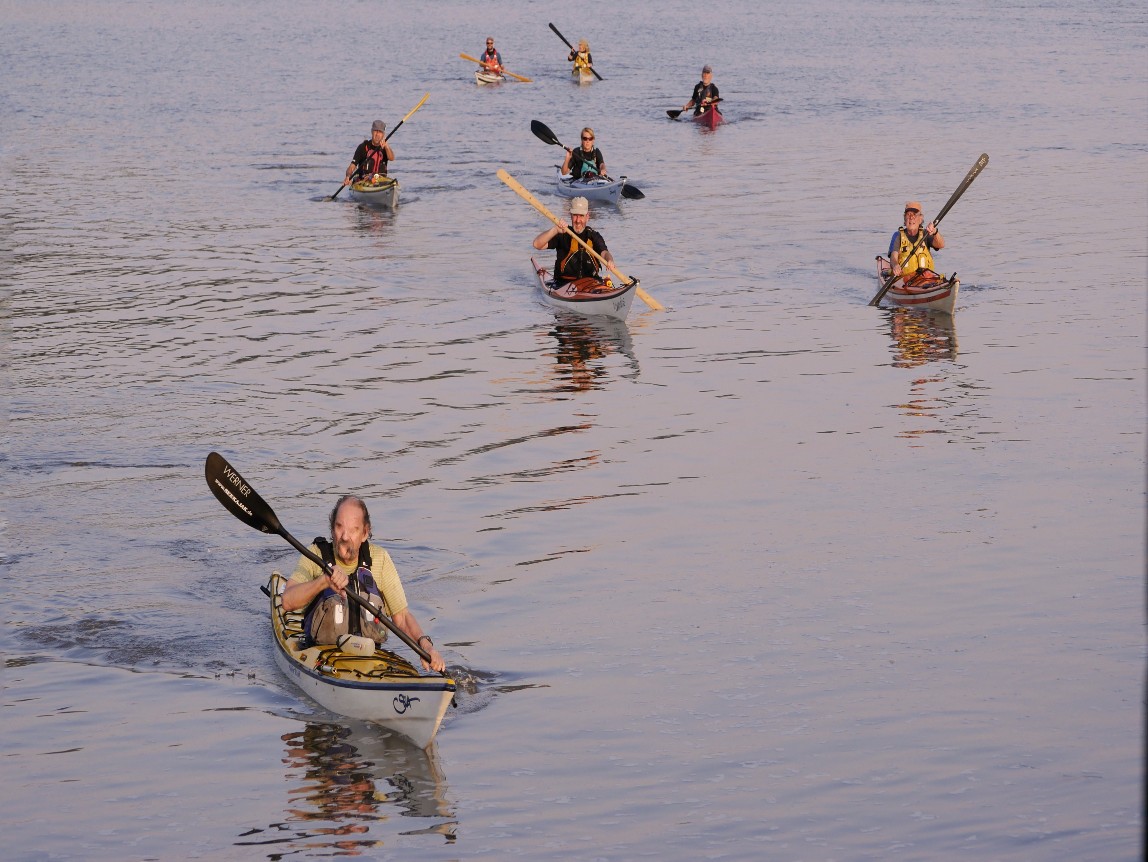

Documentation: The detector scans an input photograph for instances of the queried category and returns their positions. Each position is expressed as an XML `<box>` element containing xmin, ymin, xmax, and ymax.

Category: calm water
<box><xmin>3</xmin><ymin>0</ymin><xmax>1145</xmax><ymax>859</ymax></box>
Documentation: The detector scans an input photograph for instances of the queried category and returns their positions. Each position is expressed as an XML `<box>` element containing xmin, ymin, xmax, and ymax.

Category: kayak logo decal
<box><xmin>394</xmin><ymin>693</ymin><xmax>421</xmax><ymax>714</ymax></box>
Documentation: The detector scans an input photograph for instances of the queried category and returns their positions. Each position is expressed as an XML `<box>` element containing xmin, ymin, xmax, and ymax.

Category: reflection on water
<box><xmin>883</xmin><ymin>308</ymin><xmax>994</xmax><ymax>446</ymax></box>
<box><xmin>886</xmin><ymin>307</ymin><xmax>958</xmax><ymax>368</ymax></box>
<box><xmin>236</xmin><ymin>721</ymin><xmax>454</xmax><ymax>856</ymax></box>
<box><xmin>544</xmin><ymin>313</ymin><xmax>638</xmax><ymax>393</ymax></box>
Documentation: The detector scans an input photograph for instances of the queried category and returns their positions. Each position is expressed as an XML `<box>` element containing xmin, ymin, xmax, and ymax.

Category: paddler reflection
<box><xmin>887</xmin><ymin>306</ymin><xmax>958</xmax><ymax>369</ymax></box>
<box><xmin>259</xmin><ymin>721</ymin><xmax>453</xmax><ymax>855</ymax></box>
<box><xmin>546</xmin><ymin>314</ymin><xmax>638</xmax><ymax>392</ymax></box>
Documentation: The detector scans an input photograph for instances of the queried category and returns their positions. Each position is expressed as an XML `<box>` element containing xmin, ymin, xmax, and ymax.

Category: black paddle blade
<box><xmin>666</xmin><ymin>109</ymin><xmax>682</xmax><ymax>119</ymax></box>
<box><xmin>620</xmin><ymin>183</ymin><xmax>645</xmax><ymax>200</ymax></box>
<box><xmin>530</xmin><ymin>119</ymin><xmax>562</xmax><ymax>147</ymax></box>
<box><xmin>205</xmin><ymin>452</ymin><xmax>283</xmax><ymax>536</ymax></box>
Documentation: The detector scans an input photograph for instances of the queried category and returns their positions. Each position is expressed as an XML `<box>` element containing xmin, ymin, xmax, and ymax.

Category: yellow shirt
<box><xmin>288</xmin><ymin>542</ymin><xmax>408</xmax><ymax>618</ymax></box>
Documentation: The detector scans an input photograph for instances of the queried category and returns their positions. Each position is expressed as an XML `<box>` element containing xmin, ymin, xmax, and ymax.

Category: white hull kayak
<box><xmin>349</xmin><ymin>175</ymin><xmax>399</xmax><ymax>209</ymax></box>
<box><xmin>475</xmin><ymin>69</ymin><xmax>505</xmax><ymax>85</ymax></box>
<box><xmin>554</xmin><ymin>168</ymin><xmax>628</xmax><ymax>204</ymax></box>
<box><xmin>267</xmin><ymin>572</ymin><xmax>455</xmax><ymax>749</ymax></box>
<box><xmin>876</xmin><ymin>256</ymin><xmax>959</xmax><ymax>314</ymax></box>
<box><xmin>531</xmin><ymin>256</ymin><xmax>637</xmax><ymax>320</ymax></box>
<box><xmin>571</xmin><ymin>67</ymin><xmax>594</xmax><ymax>85</ymax></box>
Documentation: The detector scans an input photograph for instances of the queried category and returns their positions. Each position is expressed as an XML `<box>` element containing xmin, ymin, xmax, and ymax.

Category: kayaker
<box><xmin>561</xmin><ymin>127</ymin><xmax>607</xmax><ymax>180</ymax></box>
<box><xmin>569</xmin><ymin>39</ymin><xmax>593</xmax><ymax>74</ymax></box>
<box><xmin>532</xmin><ymin>196</ymin><xmax>616</xmax><ymax>283</ymax></box>
<box><xmin>889</xmin><ymin>201</ymin><xmax>945</xmax><ymax>280</ymax></box>
<box><xmin>480</xmin><ymin>36</ymin><xmax>503</xmax><ymax>74</ymax></box>
<box><xmin>342</xmin><ymin>120</ymin><xmax>395</xmax><ymax>187</ymax></box>
<box><xmin>681</xmin><ymin>65</ymin><xmax>720</xmax><ymax>116</ymax></box>
<box><xmin>281</xmin><ymin>495</ymin><xmax>446</xmax><ymax>673</ymax></box>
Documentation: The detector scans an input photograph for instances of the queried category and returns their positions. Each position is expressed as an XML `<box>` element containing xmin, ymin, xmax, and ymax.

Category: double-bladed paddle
<box><xmin>549</xmin><ymin>23</ymin><xmax>604</xmax><ymax>81</ymax></box>
<box><xmin>667</xmin><ymin>98</ymin><xmax>723</xmax><ymax>120</ymax></box>
<box><xmin>203</xmin><ymin>451</ymin><xmax>437</xmax><ymax>668</ymax></box>
<box><xmin>459</xmin><ymin>53</ymin><xmax>532</xmax><ymax>82</ymax></box>
<box><xmin>528</xmin><ymin>120</ymin><xmax>644</xmax><ymax>199</ymax></box>
<box><xmin>869</xmin><ymin>153</ymin><xmax>989</xmax><ymax>307</ymax></box>
<box><xmin>329</xmin><ymin>93</ymin><xmax>431</xmax><ymax>201</ymax></box>
<box><xmin>497</xmin><ymin>168</ymin><xmax>663</xmax><ymax>311</ymax></box>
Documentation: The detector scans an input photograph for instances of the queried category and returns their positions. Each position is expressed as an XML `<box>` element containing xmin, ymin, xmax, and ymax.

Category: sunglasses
<box><xmin>581</xmin><ymin>136</ymin><xmax>594</xmax><ymax>141</ymax></box>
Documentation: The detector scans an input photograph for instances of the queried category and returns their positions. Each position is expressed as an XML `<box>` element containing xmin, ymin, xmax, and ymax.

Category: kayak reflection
<box><xmin>886</xmin><ymin>306</ymin><xmax>958</xmax><ymax>369</ymax></box>
<box><xmin>545</xmin><ymin>314</ymin><xmax>638</xmax><ymax>393</ymax></box>
<box><xmin>235</xmin><ymin>721</ymin><xmax>454</xmax><ymax>855</ymax></box>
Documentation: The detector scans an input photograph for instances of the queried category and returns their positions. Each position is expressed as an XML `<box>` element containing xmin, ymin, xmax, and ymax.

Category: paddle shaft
<box><xmin>331</xmin><ymin>93</ymin><xmax>430</xmax><ymax>199</ymax></box>
<box><xmin>549</xmin><ymin>23</ymin><xmax>603</xmax><ymax>81</ymax></box>
<box><xmin>459</xmin><ymin>53</ymin><xmax>531</xmax><ymax>82</ymax></box>
<box><xmin>204</xmin><ymin>452</ymin><xmax>436</xmax><ymax>666</ymax></box>
<box><xmin>496</xmin><ymin>168</ymin><xmax>663</xmax><ymax>311</ymax></box>
<box><xmin>869</xmin><ymin>153</ymin><xmax>989</xmax><ymax>306</ymax></box>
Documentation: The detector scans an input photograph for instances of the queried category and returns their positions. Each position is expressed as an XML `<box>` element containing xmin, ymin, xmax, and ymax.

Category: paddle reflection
<box><xmin>886</xmin><ymin>307</ymin><xmax>958</xmax><ymax>368</ymax></box>
<box><xmin>235</xmin><ymin>721</ymin><xmax>454</xmax><ymax>855</ymax></box>
<box><xmin>544</xmin><ymin>313</ymin><xmax>638</xmax><ymax>392</ymax></box>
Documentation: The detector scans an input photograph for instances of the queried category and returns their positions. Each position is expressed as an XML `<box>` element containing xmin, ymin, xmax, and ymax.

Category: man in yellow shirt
<box><xmin>282</xmin><ymin>495</ymin><xmax>445</xmax><ymax>673</ymax></box>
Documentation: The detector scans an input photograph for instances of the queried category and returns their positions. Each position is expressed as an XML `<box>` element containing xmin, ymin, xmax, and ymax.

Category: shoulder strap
<box><xmin>313</xmin><ymin>537</ymin><xmax>334</xmax><ymax>568</ymax></box>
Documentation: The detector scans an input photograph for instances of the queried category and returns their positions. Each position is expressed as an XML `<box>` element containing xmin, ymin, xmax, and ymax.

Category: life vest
<box><xmin>693</xmin><ymin>83</ymin><xmax>718</xmax><ymax>114</ymax></box>
<box><xmin>482</xmin><ymin>48</ymin><xmax>502</xmax><ymax>70</ymax></box>
<box><xmin>558</xmin><ymin>229</ymin><xmax>602</xmax><ymax>281</ymax></box>
<box><xmin>569</xmin><ymin>147</ymin><xmax>603</xmax><ymax>179</ymax></box>
<box><xmin>302</xmin><ymin>538</ymin><xmax>387</xmax><ymax>643</ymax></box>
<box><xmin>571</xmin><ymin>50</ymin><xmax>592</xmax><ymax>71</ymax></box>
<box><xmin>895</xmin><ymin>227</ymin><xmax>936</xmax><ymax>277</ymax></box>
<box><xmin>355</xmin><ymin>141</ymin><xmax>388</xmax><ymax>179</ymax></box>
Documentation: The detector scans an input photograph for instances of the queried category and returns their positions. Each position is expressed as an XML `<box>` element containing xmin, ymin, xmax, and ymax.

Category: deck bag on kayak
<box><xmin>303</xmin><ymin>539</ymin><xmax>389</xmax><ymax>646</ymax></box>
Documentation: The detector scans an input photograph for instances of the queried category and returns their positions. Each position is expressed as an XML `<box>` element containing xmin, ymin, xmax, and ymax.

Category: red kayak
<box><xmin>692</xmin><ymin>104</ymin><xmax>724</xmax><ymax>130</ymax></box>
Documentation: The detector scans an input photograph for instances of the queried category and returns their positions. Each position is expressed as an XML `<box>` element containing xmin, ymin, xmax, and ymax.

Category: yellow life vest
<box><xmin>896</xmin><ymin>227</ymin><xmax>936</xmax><ymax>276</ymax></box>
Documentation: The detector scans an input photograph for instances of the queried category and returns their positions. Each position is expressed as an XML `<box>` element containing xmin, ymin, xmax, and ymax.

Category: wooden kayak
<box><xmin>349</xmin><ymin>175</ymin><xmax>399</xmax><ymax>209</ymax></box>
<box><xmin>554</xmin><ymin>168</ymin><xmax>629</xmax><ymax>204</ymax></box>
<box><xmin>875</xmin><ymin>256</ymin><xmax>959</xmax><ymax>314</ymax></box>
<box><xmin>692</xmin><ymin>104</ymin><xmax>724</xmax><ymax>130</ymax></box>
<box><xmin>266</xmin><ymin>572</ymin><xmax>455</xmax><ymax>749</ymax></box>
<box><xmin>531</xmin><ymin>256</ymin><xmax>637</xmax><ymax>320</ymax></box>
<box><xmin>474</xmin><ymin>69</ymin><xmax>505</xmax><ymax>85</ymax></box>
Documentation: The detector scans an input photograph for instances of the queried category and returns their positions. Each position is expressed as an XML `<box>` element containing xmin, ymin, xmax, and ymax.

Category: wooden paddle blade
<box><xmin>531</xmin><ymin>120</ymin><xmax>562</xmax><ymax>147</ymax></box>
<box><xmin>636</xmin><ymin>284</ymin><xmax>663</xmax><ymax>311</ymax></box>
<box><xmin>205</xmin><ymin>452</ymin><xmax>282</xmax><ymax>535</ymax></box>
<box><xmin>620</xmin><ymin>183</ymin><xmax>644</xmax><ymax>200</ymax></box>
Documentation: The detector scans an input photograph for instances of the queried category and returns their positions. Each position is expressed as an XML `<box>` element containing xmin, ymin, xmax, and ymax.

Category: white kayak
<box><xmin>349</xmin><ymin>174</ymin><xmax>399</xmax><ymax>209</ymax></box>
<box><xmin>266</xmin><ymin>572</ymin><xmax>455</xmax><ymax>749</ymax></box>
<box><xmin>554</xmin><ymin>168</ymin><xmax>629</xmax><ymax>204</ymax></box>
<box><xmin>474</xmin><ymin>69</ymin><xmax>505</xmax><ymax>85</ymax></box>
<box><xmin>530</xmin><ymin>256</ymin><xmax>637</xmax><ymax>320</ymax></box>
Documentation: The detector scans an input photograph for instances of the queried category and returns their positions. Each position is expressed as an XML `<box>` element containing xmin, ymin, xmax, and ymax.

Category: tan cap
<box><xmin>570</xmin><ymin>197</ymin><xmax>589</xmax><ymax>215</ymax></box>
<box><xmin>904</xmin><ymin>200</ymin><xmax>922</xmax><ymax>213</ymax></box>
